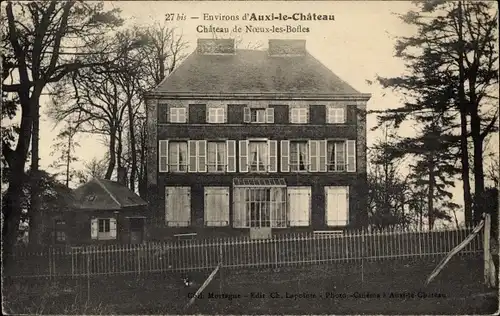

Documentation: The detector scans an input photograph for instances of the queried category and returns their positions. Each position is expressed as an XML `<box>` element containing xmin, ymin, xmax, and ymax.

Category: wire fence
<box><xmin>5</xmin><ymin>226</ymin><xmax>483</xmax><ymax>278</ymax></box>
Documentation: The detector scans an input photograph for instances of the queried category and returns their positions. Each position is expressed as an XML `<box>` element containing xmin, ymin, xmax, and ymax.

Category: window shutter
<box><xmin>188</xmin><ymin>140</ymin><xmax>197</xmax><ymax>172</ymax></box>
<box><xmin>159</xmin><ymin>140</ymin><xmax>169</xmax><ymax>172</ymax></box>
<box><xmin>266</xmin><ymin>108</ymin><xmax>275</xmax><ymax>123</ymax></box>
<box><xmin>206</xmin><ymin>108</ymin><xmax>211</xmax><ymax>123</ymax></box>
<box><xmin>346</xmin><ymin>140</ymin><xmax>356</xmax><ymax>172</ymax></box>
<box><xmin>204</xmin><ymin>187</ymin><xmax>229</xmax><ymax>227</ymax></box>
<box><xmin>325</xmin><ymin>186</ymin><xmax>349</xmax><ymax>226</ymax></box>
<box><xmin>268</xmin><ymin>140</ymin><xmax>277</xmax><ymax>172</ymax></box>
<box><xmin>288</xmin><ymin>187</ymin><xmax>311</xmax><ymax>226</ymax></box>
<box><xmin>165</xmin><ymin>187</ymin><xmax>173</xmax><ymax>225</ymax></box>
<box><xmin>233</xmin><ymin>187</ymin><xmax>246</xmax><ymax>228</ymax></box>
<box><xmin>280</xmin><ymin>140</ymin><xmax>290</xmax><ymax>172</ymax></box>
<box><xmin>91</xmin><ymin>218</ymin><xmax>98</xmax><ymax>239</ymax></box>
<box><xmin>226</xmin><ymin>140</ymin><xmax>236</xmax><ymax>172</ymax></box>
<box><xmin>243</xmin><ymin>107</ymin><xmax>251</xmax><ymax>123</ymax></box>
<box><xmin>166</xmin><ymin>187</ymin><xmax>191</xmax><ymax>227</ymax></box>
<box><xmin>319</xmin><ymin>140</ymin><xmax>327</xmax><ymax>172</ymax></box>
<box><xmin>181</xmin><ymin>187</ymin><xmax>191</xmax><ymax>226</ymax></box>
<box><xmin>239</xmin><ymin>140</ymin><xmax>248</xmax><ymax>172</ymax></box>
<box><xmin>197</xmin><ymin>140</ymin><xmax>207</xmax><ymax>172</ymax></box>
<box><xmin>325</xmin><ymin>106</ymin><xmax>331</xmax><ymax>124</ymax></box>
<box><xmin>309</xmin><ymin>140</ymin><xmax>318</xmax><ymax>172</ymax></box>
<box><xmin>109</xmin><ymin>218</ymin><xmax>117</xmax><ymax>239</ymax></box>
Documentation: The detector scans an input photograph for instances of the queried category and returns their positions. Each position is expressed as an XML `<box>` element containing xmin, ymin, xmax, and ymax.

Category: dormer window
<box><xmin>244</xmin><ymin>107</ymin><xmax>274</xmax><ymax>123</ymax></box>
<box><xmin>88</xmin><ymin>195</ymin><xmax>96</xmax><ymax>202</ymax></box>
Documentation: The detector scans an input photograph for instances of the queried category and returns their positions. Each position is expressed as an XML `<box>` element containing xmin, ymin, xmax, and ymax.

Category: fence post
<box><xmin>86</xmin><ymin>247</ymin><xmax>90</xmax><ymax>304</ymax></box>
<box><xmin>361</xmin><ymin>229</ymin><xmax>364</xmax><ymax>284</ymax></box>
<box><xmin>484</xmin><ymin>214</ymin><xmax>496</xmax><ymax>288</ymax></box>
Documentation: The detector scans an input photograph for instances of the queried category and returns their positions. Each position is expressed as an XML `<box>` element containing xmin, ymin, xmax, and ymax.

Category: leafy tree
<box><xmin>2</xmin><ymin>0</ymin><xmax>124</xmax><ymax>252</ymax></box>
<box><xmin>48</xmin><ymin>121</ymin><xmax>80</xmax><ymax>187</ymax></box>
<box><xmin>49</xmin><ymin>23</ymin><xmax>188</xmax><ymax>198</ymax></box>
<box><xmin>367</xmin><ymin>126</ymin><xmax>412</xmax><ymax>230</ymax></box>
<box><xmin>373</xmin><ymin>1</ymin><xmax>498</xmax><ymax>224</ymax></box>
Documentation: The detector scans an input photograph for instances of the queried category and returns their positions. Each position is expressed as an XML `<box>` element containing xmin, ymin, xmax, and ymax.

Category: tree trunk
<box><xmin>116</xmin><ymin>126</ymin><xmax>123</xmax><ymax>180</ymax></box>
<box><xmin>428</xmin><ymin>159</ymin><xmax>435</xmax><ymax>230</ymax></box>
<box><xmin>65</xmin><ymin>129</ymin><xmax>71</xmax><ymax>187</ymax></box>
<box><xmin>105</xmin><ymin>127</ymin><xmax>117</xmax><ymax>179</ymax></box>
<box><xmin>2</xmin><ymin>180</ymin><xmax>24</xmax><ymax>269</ymax></box>
<box><xmin>29</xmin><ymin>97</ymin><xmax>41</xmax><ymax>246</ymax></box>
<box><xmin>457</xmin><ymin>1</ymin><xmax>473</xmax><ymax>224</ymax></box>
<box><xmin>127</xmin><ymin>101</ymin><xmax>137</xmax><ymax>192</ymax></box>
<box><xmin>471</xmin><ymin>111</ymin><xmax>485</xmax><ymax>223</ymax></box>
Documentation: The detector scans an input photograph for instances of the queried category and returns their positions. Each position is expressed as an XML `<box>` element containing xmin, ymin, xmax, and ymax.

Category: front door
<box><xmin>129</xmin><ymin>218</ymin><xmax>144</xmax><ymax>244</ymax></box>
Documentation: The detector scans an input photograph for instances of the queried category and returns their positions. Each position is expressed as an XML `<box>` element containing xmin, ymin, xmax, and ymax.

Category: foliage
<box><xmin>48</xmin><ymin>121</ymin><xmax>80</xmax><ymax>187</ymax></box>
<box><xmin>2</xmin><ymin>0</ymin><xmax>125</xmax><ymax>253</ymax></box>
<box><xmin>371</xmin><ymin>0</ymin><xmax>498</xmax><ymax>225</ymax></box>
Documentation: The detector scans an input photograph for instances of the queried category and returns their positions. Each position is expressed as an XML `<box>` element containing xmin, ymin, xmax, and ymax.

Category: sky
<box><xmin>40</xmin><ymin>0</ymin><xmax>413</xmax><ymax>169</ymax></box>
<box><xmin>33</xmin><ymin>1</ymin><xmax>498</xmax><ymax>225</ymax></box>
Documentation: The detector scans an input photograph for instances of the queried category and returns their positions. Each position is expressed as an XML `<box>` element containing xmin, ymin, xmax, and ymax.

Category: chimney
<box><xmin>268</xmin><ymin>39</ymin><xmax>306</xmax><ymax>56</ymax></box>
<box><xmin>117</xmin><ymin>167</ymin><xmax>128</xmax><ymax>187</ymax></box>
<box><xmin>197</xmin><ymin>38</ymin><xmax>235</xmax><ymax>55</ymax></box>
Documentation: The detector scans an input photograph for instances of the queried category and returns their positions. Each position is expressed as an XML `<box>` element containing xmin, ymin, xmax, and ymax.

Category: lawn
<box><xmin>3</xmin><ymin>255</ymin><xmax>498</xmax><ymax>315</ymax></box>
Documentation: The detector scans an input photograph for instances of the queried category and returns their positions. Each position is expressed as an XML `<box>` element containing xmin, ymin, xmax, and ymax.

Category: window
<box><xmin>99</xmin><ymin>219</ymin><xmax>110</xmax><ymax>233</ymax></box>
<box><xmin>326</xmin><ymin>105</ymin><xmax>345</xmax><ymax>124</ymax></box>
<box><xmin>244</xmin><ymin>107</ymin><xmax>274</xmax><ymax>123</ymax></box>
<box><xmin>288</xmin><ymin>187</ymin><xmax>311</xmax><ymax>226</ymax></box>
<box><xmin>91</xmin><ymin>218</ymin><xmax>117</xmax><ymax>240</ymax></box>
<box><xmin>165</xmin><ymin>187</ymin><xmax>191</xmax><ymax>227</ymax></box>
<box><xmin>188</xmin><ymin>140</ymin><xmax>207</xmax><ymax>172</ymax></box>
<box><xmin>325</xmin><ymin>186</ymin><xmax>349</xmax><ymax>226</ymax></box>
<box><xmin>290</xmin><ymin>107</ymin><xmax>309</xmax><ymax>123</ymax></box>
<box><xmin>169</xmin><ymin>141</ymin><xmax>188</xmax><ymax>172</ymax></box>
<box><xmin>169</xmin><ymin>107</ymin><xmax>187</xmax><ymax>123</ymax></box>
<box><xmin>308</xmin><ymin>140</ymin><xmax>327</xmax><ymax>172</ymax></box>
<box><xmin>204</xmin><ymin>187</ymin><xmax>230</xmax><ymax>226</ymax></box>
<box><xmin>308</xmin><ymin>140</ymin><xmax>356</xmax><ymax>172</ymax></box>
<box><xmin>327</xmin><ymin>141</ymin><xmax>346</xmax><ymax>171</ymax></box>
<box><xmin>207</xmin><ymin>107</ymin><xmax>226</xmax><ymax>123</ymax></box>
<box><xmin>289</xmin><ymin>141</ymin><xmax>309</xmax><ymax>171</ymax></box>
<box><xmin>207</xmin><ymin>142</ymin><xmax>226</xmax><ymax>172</ymax></box>
<box><xmin>249</xmin><ymin>141</ymin><xmax>268</xmax><ymax>172</ymax></box>
<box><xmin>54</xmin><ymin>220</ymin><xmax>66</xmax><ymax>243</ymax></box>
<box><xmin>162</xmin><ymin>140</ymin><xmax>237</xmax><ymax>173</ymax></box>
<box><xmin>233</xmin><ymin>187</ymin><xmax>286</xmax><ymax>228</ymax></box>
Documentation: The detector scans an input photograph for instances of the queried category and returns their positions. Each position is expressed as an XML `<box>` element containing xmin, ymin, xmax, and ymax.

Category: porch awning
<box><xmin>233</xmin><ymin>178</ymin><xmax>286</xmax><ymax>188</ymax></box>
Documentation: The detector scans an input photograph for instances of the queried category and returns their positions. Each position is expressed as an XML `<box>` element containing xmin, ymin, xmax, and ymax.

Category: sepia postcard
<box><xmin>1</xmin><ymin>0</ymin><xmax>499</xmax><ymax>315</ymax></box>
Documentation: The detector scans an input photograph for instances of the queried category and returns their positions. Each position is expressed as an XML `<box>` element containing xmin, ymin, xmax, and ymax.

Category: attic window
<box><xmin>88</xmin><ymin>195</ymin><xmax>96</xmax><ymax>202</ymax></box>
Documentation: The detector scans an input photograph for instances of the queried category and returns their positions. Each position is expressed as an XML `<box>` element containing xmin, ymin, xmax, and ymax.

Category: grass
<box><xmin>3</xmin><ymin>255</ymin><xmax>498</xmax><ymax>315</ymax></box>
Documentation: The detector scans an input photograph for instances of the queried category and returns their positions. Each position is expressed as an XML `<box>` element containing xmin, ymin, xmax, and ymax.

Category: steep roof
<box><xmin>151</xmin><ymin>49</ymin><xmax>362</xmax><ymax>95</ymax></box>
<box><xmin>72</xmin><ymin>179</ymin><xmax>147</xmax><ymax>210</ymax></box>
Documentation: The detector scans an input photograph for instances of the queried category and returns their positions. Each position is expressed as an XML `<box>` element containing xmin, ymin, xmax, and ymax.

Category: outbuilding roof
<box><xmin>72</xmin><ymin>179</ymin><xmax>147</xmax><ymax>210</ymax></box>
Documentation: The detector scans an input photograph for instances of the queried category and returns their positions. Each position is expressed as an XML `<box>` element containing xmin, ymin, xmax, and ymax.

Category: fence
<box><xmin>5</xmin><ymin>226</ymin><xmax>483</xmax><ymax>278</ymax></box>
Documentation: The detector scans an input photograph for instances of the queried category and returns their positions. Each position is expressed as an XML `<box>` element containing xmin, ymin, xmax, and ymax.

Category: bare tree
<box><xmin>2</xmin><ymin>1</ymin><xmax>124</xmax><ymax>252</ymax></box>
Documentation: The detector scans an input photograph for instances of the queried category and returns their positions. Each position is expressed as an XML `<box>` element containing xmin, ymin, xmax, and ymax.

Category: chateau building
<box><xmin>145</xmin><ymin>38</ymin><xmax>371</xmax><ymax>238</ymax></box>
